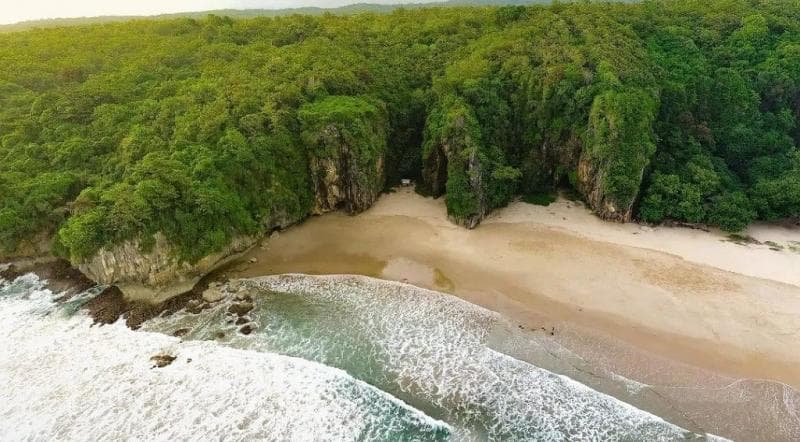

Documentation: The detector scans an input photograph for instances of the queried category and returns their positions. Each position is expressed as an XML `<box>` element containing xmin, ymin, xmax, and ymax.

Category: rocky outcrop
<box><xmin>300</xmin><ymin>96</ymin><xmax>388</xmax><ymax>216</ymax></box>
<box><xmin>421</xmin><ymin>100</ymin><xmax>488</xmax><ymax>229</ymax></box>
<box><xmin>309</xmin><ymin>124</ymin><xmax>385</xmax><ymax>215</ymax></box>
<box><xmin>77</xmin><ymin>232</ymin><xmax>256</xmax><ymax>303</ymax></box>
<box><xmin>576</xmin><ymin>89</ymin><xmax>658</xmax><ymax>222</ymax></box>
<box><xmin>576</xmin><ymin>154</ymin><xmax>633</xmax><ymax>221</ymax></box>
<box><xmin>74</xmin><ymin>199</ymin><xmax>301</xmax><ymax>302</ymax></box>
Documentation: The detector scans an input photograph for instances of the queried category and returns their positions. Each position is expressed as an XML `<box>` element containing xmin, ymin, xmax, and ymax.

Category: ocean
<box><xmin>0</xmin><ymin>271</ymin><xmax>722</xmax><ymax>441</ymax></box>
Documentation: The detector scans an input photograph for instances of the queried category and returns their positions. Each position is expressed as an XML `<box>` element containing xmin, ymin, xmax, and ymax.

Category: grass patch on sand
<box><xmin>433</xmin><ymin>268</ymin><xmax>455</xmax><ymax>292</ymax></box>
<box><xmin>726</xmin><ymin>233</ymin><xmax>762</xmax><ymax>246</ymax></box>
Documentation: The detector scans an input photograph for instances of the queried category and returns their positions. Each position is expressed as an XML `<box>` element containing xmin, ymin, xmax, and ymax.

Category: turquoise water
<box><xmin>142</xmin><ymin>275</ymin><xmax>704</xmax><ymax>441</ymax></box>
<box><xmin>1</xmin><ymin>271</ymin><xmax>718</xmax><ymax>441</ymax></box>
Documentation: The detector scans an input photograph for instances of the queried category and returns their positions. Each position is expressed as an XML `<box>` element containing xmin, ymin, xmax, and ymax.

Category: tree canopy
<box><xmin>1</xmin><ymin>0</ymin><xmax>799</xmax><ymax>264</ymax></box>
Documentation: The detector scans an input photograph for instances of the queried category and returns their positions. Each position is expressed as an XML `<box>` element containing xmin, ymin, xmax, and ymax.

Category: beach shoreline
<box><xmin>226</xmin><ymin>187</ymin><xmax>800</xmax><ymax>392</ymax></box>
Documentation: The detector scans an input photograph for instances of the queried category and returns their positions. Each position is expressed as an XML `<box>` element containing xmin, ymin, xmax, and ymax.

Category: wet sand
<box><xmin>227</xmin><ymin>188</ymin><xmax>800</xmax><ymax>391</ymax></box>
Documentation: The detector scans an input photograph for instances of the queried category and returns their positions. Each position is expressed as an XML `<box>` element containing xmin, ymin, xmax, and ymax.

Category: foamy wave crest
<box><xmin>0</xmin><ymin>274</ymin><xmax>450</xmax><ymax>441</ymax></box>
<box><xmin>143</xmin><ymin>274</ymin><xmax>709</xmax><ymax>440</ymax></box>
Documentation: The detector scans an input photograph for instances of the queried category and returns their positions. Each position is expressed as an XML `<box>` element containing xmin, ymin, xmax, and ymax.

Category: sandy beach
<box><xmin>226</xmin><ymin>187</ymin><xmax>800</xmax><ymax>396</ymax></box>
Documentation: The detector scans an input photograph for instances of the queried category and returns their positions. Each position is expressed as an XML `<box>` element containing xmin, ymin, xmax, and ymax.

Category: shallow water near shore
<box><xmin>0</xmin><ymin>271</ymin><xmax>731</xmax><ymax>441</ymax></box>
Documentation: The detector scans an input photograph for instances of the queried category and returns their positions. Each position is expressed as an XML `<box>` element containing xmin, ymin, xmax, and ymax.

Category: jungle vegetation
<box><xmin>1</xmin><ymin>0</ymin><xmax>799</xmax><ymax>264</ymax></box>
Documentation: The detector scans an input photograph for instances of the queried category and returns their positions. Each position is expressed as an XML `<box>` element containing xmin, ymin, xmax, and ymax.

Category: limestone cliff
<box><xmin>300</xmin><ymin>96</ymin><xmax>388</xmax><ymax>215</ymax></box>
<box><xmin>74</xmin><ymin>206</ymin><xmax>300</xmax><ymax>302</ymax></box>
<box><xmin>576</xmin><ymin>89</ymin><xmax>658</xmax><ymax>222</ymax></box>
<box><xmin>308</xmin><ymin>124</ymin><xmax>385</xmax><ymax>215</ymax></box>
<box><xmin>421</xmin><ymin>100</ymin><xmax>489</xmax><ymax>229</ymax></box>
<box><xmin>76</xmin><ymin>233</ymin><xmax>255</xmax><ymax>302</ymax></box>
<box><xmin>422</xmin><ymin>89</ymin><xmax>658</xmax><ymax>226</ymax></box>
<box><xmin>74</xmin><ymin>96</ymin><xmax>390</xmax><ymax>302</ymax></box>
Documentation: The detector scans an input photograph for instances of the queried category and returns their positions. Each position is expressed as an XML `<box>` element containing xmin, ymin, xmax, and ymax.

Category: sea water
<box><xmin>0</xmin><ymin>272</ymin><xmax>717</xmax><ymax>441</ymax></box>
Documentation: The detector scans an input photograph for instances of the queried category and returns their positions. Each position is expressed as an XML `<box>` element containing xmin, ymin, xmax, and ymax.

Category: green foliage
<box><xmin>299</xmin><ymin>96</ymin><xmax>387</xmax><ymax>163</ymax></box>
<box><xmin>586</xmin><ymin>89</ymin><xmax>658</xmax><ymax>210</ymax></box>
<box><xmin>2</xmin><ymin>0</ymin><xmax>800</xmax><ymax>262</ymax></box>
<box><xmin>522</xmin><ymin>192</ymin><xmax>556</xmax><ymax>206</ymax></box>
<box><xmin>707</xmin><ymin>191</ymin><xmax>756</xmax><ymax>232</ymax></box>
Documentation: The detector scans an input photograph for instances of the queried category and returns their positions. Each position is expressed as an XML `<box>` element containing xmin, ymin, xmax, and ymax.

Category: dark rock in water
<box><xmin>214</xmin><ymin>331</ymin><xmax>226</xmax><ymax>340</ymax></box>
<box><xmin>82</xmin><ymin>286</ymin><xmax>128</xmax><ymax>326</ymax></box>
<box><xmin>234</xmin><ymin>290</ymin><xmax>251</xmax><ymax>301</ymax></box>
<box><xmin>82</xmin><ymin>284</ymin><xmax>206</xmax><ymax>330</ymax></box>
<box><xmin>228</xmin><ymin>301</ymin><xmax>254</xmax><ymax>317</ymax></box>
<box><xmin>0</xmin><ymin>264</ymin><xmax>23</xmax><ymax>282</ymax></box>
<box><xmin>150</xmin><ymin>354</ymin><xmax>177</xmax><ymax>368</ymax></box>
<box><xmin>239</xmin><ymin>324</ymin><xmax>255</xmax><ymax>335</ymax></box>
<box><xmin>1</xmin><ymin>259</ymin><xmax>95</xmax><ymax>301</ymax></box>
<box><xmin>201</xmin><ymin>286</ymin><xmax>225</xmax><ymax>303</ymax></box>
<box><xmin>173</xmin><ymin>328</ymin><xmax>190</xmax><ymax>337</ymax></box>
<box><xmin>186</xmin><ymin>299</ymin><xmax>207</xmax><ymax>315</ymax></box>
<box><xmin>38</xmin><ymin>260</ymin><xmax>96</xmax><ymax>299</ymax></box>
<box><xmin>235</xmin><ymin>316</ymin><xmax>251</xmax><ymax>326</ymax></box>
<box><xmin>127</xmin><ymin>304</ymin><xmax>162</xmax><ymax>328</ymax></box>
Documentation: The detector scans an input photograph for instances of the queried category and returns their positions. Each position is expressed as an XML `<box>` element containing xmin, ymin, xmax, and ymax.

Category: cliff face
<box><xmin>75</xmin><ymin>97</ymin><xmax>390</xmax><ymax>302</ymax></box>
<box><xmin>8</xmin><ymin>89</ymin><xmax>657</xmax><ymax>304</ymax></box>
<box><xmin>420</xmin><ymin>83</ymin><xmax>659</xmax><ymax>227</ymax></box>
<box><xmin>576</xmin><ymin>156</ymin><xmax>631</xmax><ymax>221</ymax></box>
<box><xmin>577</xmin><ymin>89</ymin><xmax>658</xmax><ymax>222</ymax></box>
<box><xmin>77</xmin><ymin>233</ymin><xmax>254</xmax><ymax>302</ymax></box>
<box><xmin>300</xmin><ymin>96</ymin><xmax>389</xmax><ymax>216</ymax></box>
<box><xmin>309</xmin><ymin>124</ymin><xmax>385</xmax><ymax>215</ymax></box>
<box><xmin>75</xmin><ymin>200</ymin><xmax>302</xmax><ymax>302</ymax></box>
<box><xmin>421</xmin><ymin>100</ymin><xmax>489</xmax><ymax>229</ymax></box>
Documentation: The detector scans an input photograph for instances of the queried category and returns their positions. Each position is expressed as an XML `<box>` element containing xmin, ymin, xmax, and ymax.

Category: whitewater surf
<box><xmin>0</xmin><ymin>271</ymin><xmax>730</xmax><ymax>441</ymax></box>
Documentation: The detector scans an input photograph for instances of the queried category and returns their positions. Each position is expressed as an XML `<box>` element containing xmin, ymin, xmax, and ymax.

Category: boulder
<box><xmin>228</xmin><ymin>301</ymin><xmax>254</xmax><ymax>317</ymax></box>
<box><xmin>150</xmin><ymin>354</ymin><xmax>177</xmax><ymax>368</ymax></box>
<box><xmin>201</xmin><ymin>286</ymin><xmax>225</xmax><ymax>303</ymax></box>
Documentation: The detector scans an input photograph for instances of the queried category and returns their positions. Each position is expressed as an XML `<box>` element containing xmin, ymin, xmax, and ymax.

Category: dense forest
<box><xmin>1</xmin><ymin>0</ymin><xmax>799</xmax><ymax>268</ymax></box>
<box><xmin>0</xmin><ymin>0</ymin><xmax>557</xmax><ymax>33</ymax></box>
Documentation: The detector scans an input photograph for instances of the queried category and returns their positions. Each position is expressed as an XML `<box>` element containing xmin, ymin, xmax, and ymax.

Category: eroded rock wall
<box><xmin>309</xmin><ymin>124</ymin><xmax>385</xmax><ymax>215</ymax></box>
<box><xmin>300</xmin><ymin>96</ymin><xmax>389</xmax><ymax>216</ymax></box>
<box><xmin>77</xmin><ymin>233</ymin><xmax>255</xmax><ymax>303</ymax></box>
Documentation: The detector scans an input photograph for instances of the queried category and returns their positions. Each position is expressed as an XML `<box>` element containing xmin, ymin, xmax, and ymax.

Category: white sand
<box><xmin>234</xmin><ymin>187</ymin><xmax>800</xmax><ymax>388</ymax></box>
<box><xmin>486</xmin><ymin>197</ymin><xmax>800</xmax><ymax>287</ymax></box>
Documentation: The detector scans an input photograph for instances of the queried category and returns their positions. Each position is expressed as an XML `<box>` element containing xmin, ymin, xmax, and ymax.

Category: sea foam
<box><xmin>143</xmin><ymin>274</ymin><xmax>714</xmax><ymax>440</ymax></box>
<box><xmin>0</xmin><ymin>274</ymin><xmax>450</xmax><ymax>441</ymax></box>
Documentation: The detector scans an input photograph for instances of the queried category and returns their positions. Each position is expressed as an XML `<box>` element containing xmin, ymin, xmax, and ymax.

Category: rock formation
<box><xmin>77</xmin><ymin>233</ymin><xmax>255</xmax><ymax>303</ymax></box>
<box><xmin>301</xmin><ymin>95</ymin><xmax>388</xmax><ymax>215</ymax></box>
<box><xmin>308</xmin><ymin>124</ymin><xmax>385</xmax><ymax>215</ymax></box>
